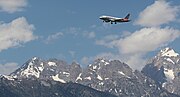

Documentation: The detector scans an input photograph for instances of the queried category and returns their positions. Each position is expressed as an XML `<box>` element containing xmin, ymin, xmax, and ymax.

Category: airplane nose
<box><xmin>99</xmin><ymin>17</ymin><xmax>103</xmax><ymax>19</ymax></box>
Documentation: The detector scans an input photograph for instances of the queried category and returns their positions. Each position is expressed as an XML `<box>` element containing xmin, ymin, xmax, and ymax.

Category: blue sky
<box><xmin>0</xmin><ymin>0</ymin><xmax>180</xmax><ymax>75</ymax></box>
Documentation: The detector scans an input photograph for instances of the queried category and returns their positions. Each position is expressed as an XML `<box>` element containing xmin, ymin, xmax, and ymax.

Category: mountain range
<box><xmin>0</xmin><ymin>47</ymin><xmax>180</xmax><ymax>97</ymax></box>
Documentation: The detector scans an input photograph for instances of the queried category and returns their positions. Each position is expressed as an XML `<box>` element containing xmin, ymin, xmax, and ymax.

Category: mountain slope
<box><xmin>142</xmin><ymin>47</ymin><xmax>180</xmax><ymax>95</ymax></box>
<box><xmin>0</xmin><ymin>76</ymin><xmax>117</xmax><ymax>97</ymax></box>
<box><xmin>77</xmin><ymin>59</ymin><xmax>177</xmax><ymax>97</ymax></box>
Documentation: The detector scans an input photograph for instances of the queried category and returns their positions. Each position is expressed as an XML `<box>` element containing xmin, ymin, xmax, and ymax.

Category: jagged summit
<box><xmin>159</xmin><ymin>47</ymin><xmax>179</xmax><ymax>57</ymax></box>
<box><xmin>142</xmin><ymin>47</ymin><xmax>180</xmax><ymax>95</ymax></box>
<box><xmin>9</xmin><ymin>57</ymin><xmax>82</xmax><ymax>84</ymax></box>
<box><xmin>10</xmin><ymin>57</ymin><xmax>43</xmax><ymax>79</ymax></box>
<box><xmin>150</xmin><ymin>47</ymin><xmax>180</xmax><ymax>67</ymax></box>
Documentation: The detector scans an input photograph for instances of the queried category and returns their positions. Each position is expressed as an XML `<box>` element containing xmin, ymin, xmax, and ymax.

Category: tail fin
<box><xmin>124</xmin><ymin>13</ymin><xmax>130</xmax><ymax>19</ymax></box>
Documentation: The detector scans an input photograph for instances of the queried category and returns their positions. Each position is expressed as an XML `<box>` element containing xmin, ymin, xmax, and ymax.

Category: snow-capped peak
<box><xmin>20</xmin><ymin>60</ymin><xmax>41</xmax><ymax>78</ymax></box>
<box><xmin>160</xmin><ymin>47</ymin><xmax>179</xmax><ymax>57</ymax></box>
<box><xmin>10</xmin><ymin>57</ymin><xmax>43</xmax><ymax>79</ymax></box>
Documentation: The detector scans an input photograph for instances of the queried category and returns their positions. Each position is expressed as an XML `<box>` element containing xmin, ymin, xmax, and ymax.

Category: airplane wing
<box><xmin>109</xmin><ymin>19</ymin><xmax>116</xmax><ymax>22</ymax></box>
<box><xmin>113</xmin><ymin>18</ymin><xmax>124</xmax><ymax>22</ymax></box>
<box><xmin>109</xmin><ymin>18</ymin><xmax>121</xmax><ymax>22</ymax></box>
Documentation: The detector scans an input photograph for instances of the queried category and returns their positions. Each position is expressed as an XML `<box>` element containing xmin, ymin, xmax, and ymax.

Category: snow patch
<box><xmin>98</xmin><ymin>66</ymin><xmax>101</xmax><ymax>70</ymax></box>
<box><xmin>100</xmin><ymin>59</ymin><xmax>105</xmax><ymax>63</ymax></box>
<box><xmin>12</xmin><ymin>75</ymin><xmax>17</xmax><ymax>78</ymax></box>
<box><xmin>38</xmin><ymin>67</ymin><xmax>44</xmax><ymax>72</ymax></box>
<box><xmin>85</xmin><ymin>76</ymin><xmax>91</xmax><ymax>80</ymax></box>
<box><xmin>163</xmin><ymin>62</ymin><xmax>166</xmax><ymax>64</ymax></box>
<box><xmin>109</xmin><ymin>89</ymin><xmax>113</xmax><ymax>92</ymax></box>
<box><xmin>38</xmin><ymin>62</ymin><xmax>44</xmax><ymax>72</ymax></box>
<box><xmin>166</xmin><ymin>58</ymin><xmax>175</xmax><ymax>64</ymax></box>
<box><xmin>89</xmin><ymin>64</ymin><xmax>92</xmax><ymax>67</ymax></box>
<box><xmin>104</xmin><ymin>62</ymin><xmax>109</xmax><ymax>65</ymax></box>
<box><xmin>99</xmin><ymin>82</ymin><xmax>104</xmax><ymax>85</ymax></box>
<box><xmin>55</xmin><ymin>93</ymin><xmax>59</xmax><ymax>96</ymax></box>
<box><xmin>63</xmin><ymin>72</ymin><xmax>70</xmax><ymax>75</ymax></box>
<box><xmin>76</xmin><ymin>73</ymin><xmax>82</xmax><ymax>81</ymax></box>
<box><xmin>162</xmin><ymin>82</ymin><xmax>166</xmax><ymax>88</ymax></box>
<box><xmin>50</xmin><ymin>69</ymin><xmax>55</xmax><ymax>71</ymax></box>
<box><xmin>115</xmin><ymin>88</ymin><xmax>118</xmax><ymax>93</ymax></box>
<box><xmin>105</xmin><ymin>78</ymin><xmax>109</xmax><ymax>80</ymax></box>
<box><xmin>100</xmin><ymin>59</ymin><xmax>109</xmax><ymax>65</ymax></box>
<box><xmin>63</xmin><ymin>72</ymin><xmax>70</xmax><ymax>77</ymax></box>
<box><xmin>118</xmin><ymin>71</ymin><xmax>125</xmax><ymax>76</ymax></box>
<box><xmin>52</xmin><ymin>74</ymin><xmax>66</xmax><ymax>83</ymax></box>
<box><xmin>93</xmin><ymin>65</ymin><xmax>97</xmax><ymax>70</ymax></box>
<box><xmin>97</xmin><ymin>75</ymin><xmax>103</xmax><ymax>80</ymax></box>
<box><xmin>48</xmin><ymin>62</ymin><xmax>56</xmax><ymax>66</ymax></box>
<box><xmin>172</xmin><ymin>89</ymin><xmax>175</xmax><ymax>93</ymax></box>
<box><xmin>177</xmin><ymin>59</ymin><xmax>179</xmax><ymax>63</ymax></box>
<box><xmin>164</xmin><ymin>68</ymin><xmax>175</xmax><ymax>81</ymax></box>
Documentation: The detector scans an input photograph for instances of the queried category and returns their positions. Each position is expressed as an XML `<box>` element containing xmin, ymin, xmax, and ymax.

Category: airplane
<box><xmin>99</xmin><ymin>13</ymin><xmax>130</xmax><ymax>24</ymax></box>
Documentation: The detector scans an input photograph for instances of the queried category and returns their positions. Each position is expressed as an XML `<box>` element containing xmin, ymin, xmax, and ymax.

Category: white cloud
<box><xmin>0</xmin><ymin>62</ymin><xmax>19</xmax><ymax>75</ymax></box>
<box><xmin>95</xmin><ymin>35</ymin><xmax>119</xmax><ymax>48</ymax></box>
<box><xmin>65</xmin><ymin>27</ymin><xmax>81</xmax><ymax>36</ymax></box>
<box><xmin>45</xmin><ymin>32</ymin><xmax>63</xmax><ymax>44</ymax></box>
<box><xmin>61</xmin><ymin>27</ymin><xmax>97</xmax><ymax>39</ymax></box>
<box><xmin>83</xmin><ymin>32</ymin><xmax>96</xmax><ymax>39</ymax></box>
<box><xmin>0</xmin><ymin>0</ymin><xmax>27</xmax><ymax>13</ymax></box>
<box><xmin>0</xmin><ymin>17</ymin><xmax>37</xmax><ymax>52</ymax></box>
<box><xmin>121</xmin><ymin>54</ymin><xmax>147</xmax><ymax>70</ymax></box>
<box><xmin>114</xmin><ymin>27</ymin><xmax>180</xmax><ymax>54</ymax></box>
<box><xmin>135</xmin><ymin>0</ymin><xmax>179</xmax><ymax>27</ymax></box>
<box><xmin>81</xmin><ymin>56</ymin><xmax>90</xmax><ymax>66</ymax></box>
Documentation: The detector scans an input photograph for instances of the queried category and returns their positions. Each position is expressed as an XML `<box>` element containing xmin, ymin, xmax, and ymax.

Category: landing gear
<box><xmin>111</xmin><ymin>22</ymin><xmax>113</xmax><ymax>24</ymax></box>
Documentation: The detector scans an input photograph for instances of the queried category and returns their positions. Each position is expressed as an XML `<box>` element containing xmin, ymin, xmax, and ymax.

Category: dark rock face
<box><xmin>142</xmin><ymin>47</ymin><xmax>180</xmax><ymax>96</ymax></box>
<box><xmin>0</xmin><ymin>77</ymin><xmax>117</xmax><ymax>97</ymax></box>
<box><xmin>142</xmin><ymin>64</ymin><xmax>166</xmax><ymax>85</ymax></box>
